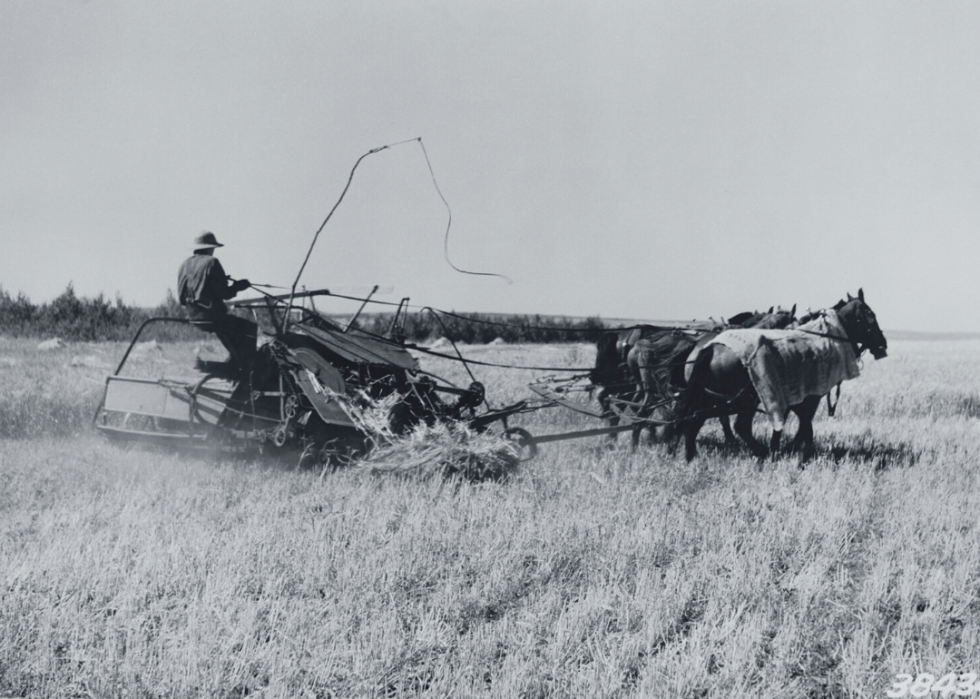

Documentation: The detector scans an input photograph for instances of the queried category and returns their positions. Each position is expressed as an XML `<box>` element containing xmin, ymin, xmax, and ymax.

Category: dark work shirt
<box><xmin>177</xmin><ymin>254</ymin><xmax>235</xmax><ymax>319</ymax></box>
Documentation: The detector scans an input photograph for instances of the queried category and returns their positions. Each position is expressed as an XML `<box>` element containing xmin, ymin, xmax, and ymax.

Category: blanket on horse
<box><xmin>631</xmin><ymin>329</ymin><xmax>701</xmax><ymax>400</ymax></box>
<box><xmin>708</xmin><ymin>311</ymin><xmax>859</xmax><ymax>431</ymax></box>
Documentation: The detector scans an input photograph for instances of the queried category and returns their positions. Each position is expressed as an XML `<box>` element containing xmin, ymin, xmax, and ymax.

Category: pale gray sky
<box><xmin>2</xmin><ymin>1</ymin><xmax>979</xmax><ymax>332</ymax></box>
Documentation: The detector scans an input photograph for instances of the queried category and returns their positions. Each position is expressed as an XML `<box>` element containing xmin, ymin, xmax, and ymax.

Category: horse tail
<box><xmin>676</xmin><ymin>344</ymin><xmax>713</xmax><ymax>421</ymax></box>
<box><xmin>592</xmin><ymin>331</ymin><xmax>620</xmax><ymax>387</ymax></box>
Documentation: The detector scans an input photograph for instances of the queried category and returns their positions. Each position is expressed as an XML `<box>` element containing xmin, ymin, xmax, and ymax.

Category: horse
<box><xmin>677</xmin><ymin>289</ymin><xmax>886</xmax><ymax>462</ymax></box>
<box><xmin>591</xmin><ymin>323</ymin><xmax>686</xmax><ymax>445</ymax></box>
<box><xmin>591</xmin><ymin>306</ymin><xmax>797</xmax><ymax>448</ymax></box>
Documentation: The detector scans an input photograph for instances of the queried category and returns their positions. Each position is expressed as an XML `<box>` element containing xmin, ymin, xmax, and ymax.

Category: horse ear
<box><xmin>768</xmin><ymin>306</ymin><xmax>773</xmax><ymax>313</ymax></box>
<box><xmin>858</xmin><ymin>288</ymin><xmax>864</xmax><ymax>301</ymax></box>
<box><xmin>847</xmin><ymin>292</ymin><xmax>854</xmax><ymax>301</ymax></box>
<box><xmin>790</xmin><ymin>303</ymin><xmax>796</xmax><ymax>316</ymax></box>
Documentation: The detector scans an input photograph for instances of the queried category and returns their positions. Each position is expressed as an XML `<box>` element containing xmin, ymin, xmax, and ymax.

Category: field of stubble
<box><xmin>1</xmin><ymin>335</ymin><xmax>979</xmax><ymax>698</ymax></box>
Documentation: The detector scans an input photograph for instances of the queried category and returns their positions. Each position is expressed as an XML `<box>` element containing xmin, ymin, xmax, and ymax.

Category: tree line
<box><xmin>0</xmin><ymin>284</ymin><xmax>194</xmax><ymax>342</ymax></box>
<box><xmin>352</xmin><ymin>310</ymin><xmax>606</xmax><ymax>344</ymax></box>
<box><xmin>0</xmin><ymin>285</ymin><xmax>608</xmax><ymax>344</ymax></box>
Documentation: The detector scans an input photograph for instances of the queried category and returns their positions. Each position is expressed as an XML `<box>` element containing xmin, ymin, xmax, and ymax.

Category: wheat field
<box><xmin>1</xmin><ymin>336</ymin><xmax>979</xmax><ymax>698</ymax></box>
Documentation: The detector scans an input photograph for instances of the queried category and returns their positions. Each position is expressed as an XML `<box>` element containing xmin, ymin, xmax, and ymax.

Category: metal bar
<box><xmin>93</xmin><ymin>318</ymin><xmax>193</xmax><ymax>426</ymax></box>
<box><xmin>344</xmin><ymin>285</ymin><xmax>378</xmax><ymax>333</ymax></box>
<box><xmin>388</xmin><ymin>297</ymin><xmax>409</xmax><ymax>336</ymax></box>
<box><xmin>95</xmin><ymin>425</ymin><xmax>204</xmax><ymax>441</ymax></box>
<box><xmin>527</xmin><ymin>383</ymin><xmax>606</xmax><ymax>419</ymax></box>
<box><xmin>526</xmin><ymin>417</ymin><xmax>678</xmax><ymax>446</ymax></box>
<box><xmin>431</xmin><ymin>384</ymin><xmax>473</xmax><ymax>397</ymax></box>
<box><xmin>263</xmin><ymin>296</ymin><xmax>284</xmax><ymax>335</ymax></box>
<box><xmin>230</xmin><ymin>288</ymin><xmax>334</xmax><ymax>307</ymax></box>
<box><xmin>112</xmin><ymin>318</ymin><xmax>191</xmax><ymax>377</ymax></box>
<box><xmin>527</xmin><ymin>424</ymin><xmax>638</xmax><ymax>444</ymax></box>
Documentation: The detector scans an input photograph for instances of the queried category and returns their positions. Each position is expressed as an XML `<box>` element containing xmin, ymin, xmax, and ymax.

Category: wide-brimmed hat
<box><xmin>193</xmin><ymin>231</ymin><xmax>224</xmax><ymax>249</ymax></box>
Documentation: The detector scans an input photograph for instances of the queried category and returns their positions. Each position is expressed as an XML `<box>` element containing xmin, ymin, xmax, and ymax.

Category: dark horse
<box><xmin>592</xmin><ymin>306</ymin><xmax>797</xmax><ymax>448</ymax></box>
<box><xmin>678</xmin><ymin>289</ymin><xmax>887</xmax><ymax>462</ymax></box>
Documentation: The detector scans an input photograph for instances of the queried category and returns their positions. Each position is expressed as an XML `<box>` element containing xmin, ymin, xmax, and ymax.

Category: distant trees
<box><xmin>0</xmin><ymin>284</ymin><xmax>607</xmax><ymax>343</ymax></box>
<box><xmin>355</xmin><ymin>311</ymin><xmax>606</xmax><ymax>344</ymax></box>
<box><xmin>0</xmin><ymin>284</ymin><xmax>193</xmax><ymax>341</ymax></box>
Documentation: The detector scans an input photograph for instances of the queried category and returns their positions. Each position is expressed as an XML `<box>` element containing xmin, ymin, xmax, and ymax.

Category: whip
<box><xmin>285</xmin><ymin>137</ymin><xmax>511</xmax><ymax>332</ymax></box>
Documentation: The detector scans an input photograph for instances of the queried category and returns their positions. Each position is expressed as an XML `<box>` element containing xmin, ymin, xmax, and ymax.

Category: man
<box><xmin>177</xmin><ymin>231</ymin><xmax>257</xmax><ymax>375</ymax></box>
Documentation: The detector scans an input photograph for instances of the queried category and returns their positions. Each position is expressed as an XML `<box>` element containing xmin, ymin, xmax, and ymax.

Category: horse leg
<box><xmin>719</xmin><ymin>415</ymin><xmax>737</xmax><ymax>444</ymax></box>
<box><xmin>628</xmin><ymin>349</ymin><xmax>656</xmax><ymax>449</ymax></box>
<box><xmin>630</xmin><ymin>390</ymin><xmax>655</xmax><ymax>449</ymax></box>
<box><xmin>734</xmin><ymin>409</ymin><xmax>769</xmax><ymax>459</ymax></box>
<box><xmin>597</xmin><ymin>389</ymin><xmax>620</xmax><ymax>449</ymax></box>
<box><xmin>661</xmin><ymin>389</ymin><xmax>685</xmax><ymax>455</ymax></box>
<box><xmin>678</xmin><ymin>375</ymin><xmax>712</xmax><ymax>461</ymax></box>
<box><xmin>639</xmin><ymin>364</ymin><xmax>662</xmax><ymax>447</ymax></box>
<box><xmin>790</xmin><ymin>395</ymin><xmax>821</xmax><ymax>463</ymax></box>
<box><xmin>607</xmin><ymin>413</ymin><xmax>621</xmax><ymax>449</ymax></box>
<box><xmin>684</xmin><ymin>415</ymin><xmax>706</xmax><ymax>461</ymax></box>
<box><xmin>769</xmin><ymin>429</ymin><xmax>782</xmax><ymax>457</ymax></box>
<box><xmin>678</xmin><ymin>346</ymin><xmax>714</xmax><ymax>461</ymax></box>
<box><xmin>628</xmin><ymin>381</ymin><xmax>647</xmax><ymax>450</ymax></box>
<box><xmin>788</xmin><ymin>411</ymin><xmax>811</xmax><ymax>453</ymax></box>
<box><xmin>662</xmin><ymin>405</ymin><xmax>681</xmax><ymax>453</ymax></box>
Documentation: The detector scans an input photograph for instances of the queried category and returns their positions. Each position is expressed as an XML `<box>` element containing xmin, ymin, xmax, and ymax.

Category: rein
<box><xmin>791</xmin><ymin>326</ymin><xmax>870</xmax><ymax>359</ymax></box>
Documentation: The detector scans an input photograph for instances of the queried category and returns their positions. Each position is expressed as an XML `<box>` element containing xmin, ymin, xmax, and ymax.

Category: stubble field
<box><xmin>1</xmin><ymin>336</ymin><xmax>979</xmax><ymax>698</ymax></box>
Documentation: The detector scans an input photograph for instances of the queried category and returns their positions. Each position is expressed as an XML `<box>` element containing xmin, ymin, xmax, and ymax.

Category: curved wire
<box><xmin>286</xmin><ymin>137</ymin><xmax>510</xmax><ymax>332</ymax></box>
<box><xmin>417</xmin><ymin>138</ymin><xmax>512</xmax><ymax>285</ymax></box>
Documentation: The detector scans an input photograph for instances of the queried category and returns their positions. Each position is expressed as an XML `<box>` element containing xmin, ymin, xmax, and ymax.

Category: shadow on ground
<box><xmin>823</xmin><ymin>439</ymin><xmax>919</xmax><ymax>470</ymax></box>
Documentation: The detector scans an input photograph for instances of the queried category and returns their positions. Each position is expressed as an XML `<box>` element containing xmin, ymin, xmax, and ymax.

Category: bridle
<box><xmin>836</xmin><ymin>302</ymin><xmax>886</xmax><ymax>359</ymax></box>
<box><xmin>796</xmin><ymin>304</ymin><xmax>885</xmax><ymax>359</ymax></box>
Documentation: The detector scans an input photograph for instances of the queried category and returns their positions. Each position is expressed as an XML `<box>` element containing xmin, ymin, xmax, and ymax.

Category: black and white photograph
<box><xmin>1</xmin><ymin>2</ymin><xmax>979</xmax><ymax>697</ymax></box>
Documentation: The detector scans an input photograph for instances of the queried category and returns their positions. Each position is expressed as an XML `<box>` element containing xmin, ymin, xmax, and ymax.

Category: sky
<box><xmin>2</xmin><ymin>1</ymin><xmax>979</xmax><ymax>333</ymax></box>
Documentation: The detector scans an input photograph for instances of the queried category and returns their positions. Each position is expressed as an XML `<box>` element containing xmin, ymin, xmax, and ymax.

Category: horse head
<box><xmin>726</xmin><ymin>310</ymin><xmax>757</xmax><ymax>327</ymax></box>
<box><xmin>742</xmin><ymin>304</ymin><xmax>797</xmax><ymax>330</ymax></box>
<box><xmin>834</xmin><ymin>288</ymin><xmax>887</xmax><ymax>359</ymax></box>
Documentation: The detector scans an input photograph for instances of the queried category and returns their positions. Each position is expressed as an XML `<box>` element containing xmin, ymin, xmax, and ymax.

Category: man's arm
<box><xmin>228</xmin><ymin>277</ymin><xmax>251</xmax><ymax>297</ymax></box>
<box><xmin>209</xmin><ymin>259</ymin><xmax>250</xmax><ymax>300</ymax></box>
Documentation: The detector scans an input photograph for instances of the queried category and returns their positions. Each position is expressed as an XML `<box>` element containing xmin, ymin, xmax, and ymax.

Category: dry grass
<box><xmin>1</xmin><ymin>337</ymin><xmax>979</xmax><ymax>697</ymax></box>
<box><xmin>338</xmin><ymin>391</ymin><xmax>521</xmax><ymax>482</ymax></box>
<box><xmin>358</xmin><ymin>421</ymin><xmax>521</xmax><ymax>482</ymax></box>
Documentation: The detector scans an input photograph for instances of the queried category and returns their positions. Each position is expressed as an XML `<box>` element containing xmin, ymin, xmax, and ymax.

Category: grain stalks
<box><xmin>342</xmin><ymin>392</ymin><xmax>520</xmax><ymax>481</ymax></box>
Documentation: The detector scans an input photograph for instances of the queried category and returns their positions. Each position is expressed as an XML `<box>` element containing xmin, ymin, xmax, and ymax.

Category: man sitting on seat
<box><xmin>177</xmin><ymin>231</ymin><xmax>257</xmax><ymax>375</ymax></box>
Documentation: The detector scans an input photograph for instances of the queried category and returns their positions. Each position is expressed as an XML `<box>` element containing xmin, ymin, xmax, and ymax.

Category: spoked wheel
<box><xmin>503</xmin><ymin>427</ymin><xmax>538</xmax><ymax>462</ymax></box>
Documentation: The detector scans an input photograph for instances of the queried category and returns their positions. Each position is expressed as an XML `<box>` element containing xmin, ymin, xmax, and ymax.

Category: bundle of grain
<box><xmin>359</xmin><ymin>421</ymin><xmax>520</xmax><ymax>481</ymax></box>
<box><xmin>338</xmin><ymin>391</ymin><xmax>399</xmax><ymax>448</ymax></box>
<box><xmin>337</xmin><ymin>391</ymin><xmax>519</xmax><ymax>480</ymax></box>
